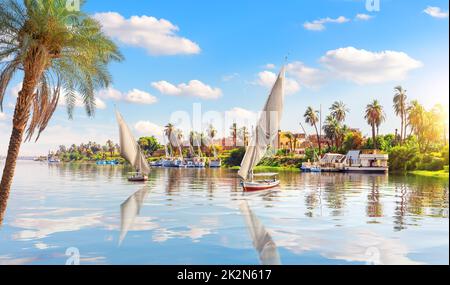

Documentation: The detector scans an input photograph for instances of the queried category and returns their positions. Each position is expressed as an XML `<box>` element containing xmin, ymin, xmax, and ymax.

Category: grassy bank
<box><xmin>409</xmin><ymin>170</ymin><xmax>449</xmax><ymax>179</ymax></box>
<box><xmin>228</xmin><ymin>165</ymin><xmax>300</xmax><ymax>172</ymax></box>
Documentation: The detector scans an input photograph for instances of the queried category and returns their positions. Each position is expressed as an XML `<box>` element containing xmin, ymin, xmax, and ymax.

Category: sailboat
<box><xmin>116</xmin><ymin>110</ymin><xmax>151</xmax><ymax>182</ymax></box>
<box><xmin>238</xmin><ymin>66</ymin><xmax>285</xmax><ymax>191</ymax></box>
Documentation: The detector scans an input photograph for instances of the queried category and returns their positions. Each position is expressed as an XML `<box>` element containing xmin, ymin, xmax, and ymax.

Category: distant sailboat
<box><xmin>239</xmin><ymin>201</ymin><xmax>281</xmax><ymax>265</ymax></box>
<box><xmin>116</xmin><ymin>110</ymin><xmax>150</xmax><ymax>182</ymax></box>
<box><xmin>238</xmin><ymin>66</ymin><xmax>285</xmax><ymax>191</ymax></box>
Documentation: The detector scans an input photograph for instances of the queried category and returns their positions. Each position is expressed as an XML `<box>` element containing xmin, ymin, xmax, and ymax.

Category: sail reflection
<box><xmin>119</xmin><ymin>186</ymin><xmax>152</xmax><ymax>245</ymax></box>
<box><xmin>239</xmin><ymin>201</ymin><xmax>281</xmax><ymax>265</ymax></box>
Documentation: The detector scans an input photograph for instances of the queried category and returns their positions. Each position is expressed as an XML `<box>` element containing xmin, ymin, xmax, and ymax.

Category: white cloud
<box><xmin>0</xmin><ymin>112</ymin><xmax>7</xmax><ymax>121</ymax></box>
<box><xmin>355</xmin><ymin>13</ymin><xmax>373</xmax><ymax>21</ymax></box>
<box><xmin>125</xmin><ymin>89</ymin><xmax>158</xmax><ymax>105</ymax></box>
<box><xmin>93</xmin><ymin>12</ymin><xmax>201</xmax><ymax>56</ymax></box>
<box><xmin>96</xmin><ymin>87</ymin><xmax>122</xmax><ymax>101</ymax></box>
<box><xmin>423</xmin><ymin>6</ymin><xmax>449</xmax><ymax>18</ymax></box>
<box><xmin>151</xmin><ymin>80</ymin><xmax>222</xmax><ymax>99</ymax></box>
<box><xmin>255</xmin><ymin>71</ymin><xmax>300</xmax><ymax>95</ymax></box>
<box><xmin>303</xmin><ymin>16</ymin><xmax>350</xmax><ymax>31</ymax></box>
<box><xmin>134</xmin><ymin>121</ymin><xmax>164</xmax><ymax>139</ymax></box>
<box><xmin>320</xmin><ymin>47</ymin><xmax>423</xmax><ymax>84</ymax></box>
<box><xmin>287</xmin><ymin>61</ymin><xmax>325</xmax><ymax>89</ymax></box>
<box><xmin>264</xmin><ymin>63</ymin><xmax>276</xmax><ymax>69</ymax></box>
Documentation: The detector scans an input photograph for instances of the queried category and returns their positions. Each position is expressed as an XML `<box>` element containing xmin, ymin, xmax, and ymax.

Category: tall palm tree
<box><xmin>230</xmin><ymin>123</ymin><xmax>237</xmax><ymax>148</ymax></box>
<box><xmin>407</xmin><ymin>101</ymin><xmax>423</xmax><ymax>135</ymax></box>
<box><xmin>330</xmin><ymin>101</ymin><xmax>349</xmax><ymax>123</ymax></box>
<box><xmin>393</xmin><ymin>86</ymin><xmax>408</xmax><ymax>143</ymax></box>
<box><xmin>239</xmin><ymin>126</ymin><xmax>249</xmax><ymax>147</ymax></box>
<box><xmin>304</xmin><ymin>106</ymin><xmax>321</xmax><ymax>154</ymax></box>
<box><xmin>164</xmin><ymin>123</ymin><xmax>175</xmax><ymax>154</ymax></box>
<box><xmin>207</xmin><ymin>125</ymin><xmax>217</xmax><ymax>157</ymax></box>
<box><xmin>106</xmin><ymin>139</ymin><xmax>115</xmax><ymax>157</ymax></box>
<box><xmin>0</xmin><ymin>0</ymin><xmax>122</xmax><ymax>220</ymax></box>
<box><xmin>365</xmin><ymin>100</ymin><xmax>385</xmax><ymax>149</ymax></box>
<box><xmin>282</xmin><ymin>132</ymin><xmax>294</xmax><ymax>153</ymax></box>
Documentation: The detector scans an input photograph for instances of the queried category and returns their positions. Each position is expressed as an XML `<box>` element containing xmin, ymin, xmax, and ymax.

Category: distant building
<box><xmin>278</xmin><ymin>131</ymin><xmax>306</xmax><ymax>155</ymax></box>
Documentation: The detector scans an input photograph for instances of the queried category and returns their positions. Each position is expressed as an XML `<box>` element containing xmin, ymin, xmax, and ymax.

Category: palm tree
<box><xmin>106</xmin><ymin>140</ymin><xmax>115</xmax><ymax>157</ymax></box>
<box><xmin>304</xmin><ymin>106</ymin><xmax>321</xmax><ymax>154</ymax></box>
<box><xmin>207</xmin><ymin>125</ymin><xmax>217</xmax><ymax>157</ymax></box>
<box><xmin>323</xmin><ymin>115</ymin><xmax>340</xmax><ymax>148</ymax></box>
<box><xmin>282</xmin><ymin>132</ymin><xmax>294</xmax><ymax>153</ymax></box>
<box><xmin>365</xmin><ymin>100</ymin><xmax>385</xmax><ymax>149</ymax></box>
<box><xmin>230</xmin><ymin>123</ymin><xmax>237</xmax><ymax>148</ymax></box>
<box><xmin>330</xmin><ymin>101</ymin><xmax>349</xmax><ymax>123</ymax></box>
<box><xmin>0</xmin><ymin>0</ymin><xmax>122</xmax><ymax>220</ymax></box>
<box><xmin>239</xmin><ymin>126</ymin><xmax>249</xmax><ymax>147</ymax></box>
<box><xmin>393</xmin><ymin>86</ymin><xmax>408</xmax><ymax>143</ymax></box>
<box><xmin>164</xmin><ymin>123</ymin><xmax>175</xmax><ymax>154</ymax></box>
<box><xmin>176</xmin><ymin>129</ymin><xmax>184</xmax><ymax>157</ymax></box>
<box><xmin>407</xmin><ymin>100</ymin><xmax>424</xmax><ymax>137</ymax></box>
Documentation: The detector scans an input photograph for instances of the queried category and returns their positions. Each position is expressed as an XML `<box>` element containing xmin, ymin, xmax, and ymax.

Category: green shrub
<box><xmin>389</xmin><ymin>145</ymin><xmax>419</xmax><ymax>172</ymax></box>
<box><xmin>223</xmin><ymin>147</ymin><xmax>246</xmax><ymax>167</ymax></box>
<box><xmin>417</xmin><ymin>156</ymin><xmax>445</xmax><ymax>171</ymax></box>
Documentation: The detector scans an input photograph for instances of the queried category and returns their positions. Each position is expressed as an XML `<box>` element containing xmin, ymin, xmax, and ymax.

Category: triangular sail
<box><xmin>238</xmin><ymin>66</ymin><xmax>285</xmax><ymax>180</ymax></box>
<box><xmin>116</xmin><ymin>110</ymin><xmax>150</xmax><ymax>174</ymax></box>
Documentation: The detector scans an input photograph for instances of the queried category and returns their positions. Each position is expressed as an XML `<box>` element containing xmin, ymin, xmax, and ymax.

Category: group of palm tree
<box><xmin>303</xmin><ymin>101</ymin><xmax>350</xmax><ymax>153</ymax></box>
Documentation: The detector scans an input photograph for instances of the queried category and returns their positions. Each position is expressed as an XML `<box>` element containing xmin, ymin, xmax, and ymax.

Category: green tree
<box><xmin>330</xmin><ymin>101</ymin><xmax>349</xmax><ymax>123</ymax></box>
<box><xmin>0</xmin><ymin>0</ymin><xmax>122</xmax><ymax>220</ymax></box>
<box><xmin>138</xmin><ymin>136</ymin><xmax>161</xmax><ymax>156</ymax></box>
<box><xmin>393</xmin><ymin>86</ymin><xmax>408</xmax><ymax>143</ymax></box>
<box><xmin>304</xmin><ymin>106</ymin><xmax>321</xmax><ymax>154</ymax></box>
<box><xmin>365</xmin><ymin>100</ymin><xmax>385</xmax><ymax>150</ymax></box>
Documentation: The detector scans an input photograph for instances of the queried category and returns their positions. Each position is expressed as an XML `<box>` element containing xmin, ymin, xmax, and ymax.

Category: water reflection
<box><xmin>0</xmin><ymin>162</ymin><xmax>447</xmax><ymax>264</ymax></box>
<box><xmin>239</xmin><ymin>201</ymin><xmax>281</xmax><ymax>265</ymax></box>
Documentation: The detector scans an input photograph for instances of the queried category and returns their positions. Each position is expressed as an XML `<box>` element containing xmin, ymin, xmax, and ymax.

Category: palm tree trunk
<box><xmin>400</xmin><ymin>112</ymin><xmax>404</xmax><ymax>144</ymax></box>
<box><xmin>372</xmin><ymin>124</ymin><xmax>377</xmax><ymax>149</ymax></box>
<box><xmin>0</xmin><ymin>81</ymin><xmax>37</xmax><ymax>222</ymax></box>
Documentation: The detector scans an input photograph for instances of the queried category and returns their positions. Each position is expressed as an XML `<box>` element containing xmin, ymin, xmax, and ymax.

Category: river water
<box><xmin>0</xmin><ymin>161</ymin><xmax>448</xmax><ymax>265</ymax></box>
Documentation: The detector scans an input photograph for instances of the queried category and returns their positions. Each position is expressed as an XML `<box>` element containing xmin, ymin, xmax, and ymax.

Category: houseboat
<box><xmin>344</xmin><ymin>150</ymin><xmax>388</xmax><ymax>173</ymax></box>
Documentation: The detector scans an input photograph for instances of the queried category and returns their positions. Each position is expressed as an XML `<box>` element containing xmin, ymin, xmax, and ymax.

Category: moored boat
<box><xmin>344</xmin><ymin>150</ymin><xmax>388</xmax><ymax>173</ymax></box>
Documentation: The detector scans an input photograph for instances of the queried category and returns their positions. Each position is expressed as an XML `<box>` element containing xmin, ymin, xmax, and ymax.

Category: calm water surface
<box><xmin>0</xmin><ymin>161</ymin><xmax>448</xmax><ymax>265</ymax></box>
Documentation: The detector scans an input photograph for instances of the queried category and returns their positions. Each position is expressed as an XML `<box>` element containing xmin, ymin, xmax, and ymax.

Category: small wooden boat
<box><xmin>127</xmin><ymin>172</ymin><xmax>148</xmax><ymax>182</ymax></box>
<box><xmin>241</xmin><ymin>173</ymin><xmax>280</xmax><ymax>192</ymax></box>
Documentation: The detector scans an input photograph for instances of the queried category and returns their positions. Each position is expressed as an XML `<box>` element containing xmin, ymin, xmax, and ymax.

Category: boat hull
<box><xmin>242</xmin><ymin>180</ymin><xmax>280</xmax><ymax>192</ymax></box>
<box><xmin>344</xmin><ymin>167</ymin><xmax>388</xmax><ymax>173</ymax></box>
<box><xmin>128</xmin><ymin>175</ymin><xmax>148</xmax><ymax>182</ymax></box>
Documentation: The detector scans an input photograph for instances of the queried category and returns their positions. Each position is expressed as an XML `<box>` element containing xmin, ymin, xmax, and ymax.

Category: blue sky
<box><xmin>0</xmin><ymin>0</ymin><xmax>449</xmax><ymax>155</ymax></box>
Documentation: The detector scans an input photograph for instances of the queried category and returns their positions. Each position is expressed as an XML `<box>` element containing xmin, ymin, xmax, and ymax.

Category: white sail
<box><xmin>116</xmin><ymin>110</ymin><xmax>150</xmax><ymax>174</ymax></box>
<box><xmin>239</xmin><ymin>201</ymin><xmax>281</xmax><ymax>265</ymax></box>
<box><xmin>238</xmin><ymin>66</ymin><xmax>285</xmax><ymax>180</ymax></box>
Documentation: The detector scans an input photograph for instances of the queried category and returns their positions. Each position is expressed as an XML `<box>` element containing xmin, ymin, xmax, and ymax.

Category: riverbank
<box><xmin>409</xmin><ymin>170</ymin><xmax>449</xmax><ymax>179</ymax></box>
<box><xmin>228</xmin><ymin>165</ymin><xmax>300</xmax><ymax>172</ymax></box>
